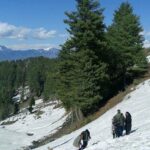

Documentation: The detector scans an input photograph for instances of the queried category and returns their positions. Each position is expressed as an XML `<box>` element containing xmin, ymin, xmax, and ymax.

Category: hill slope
<box><xmin>35</xmin><ymin>79</ymin><xmax>150</xmax><ymax>150</ymax></box>
<box><xmin>0</xmin><ymin>100</ymin><xmax>67</xmax><ymax>150</ymax></box>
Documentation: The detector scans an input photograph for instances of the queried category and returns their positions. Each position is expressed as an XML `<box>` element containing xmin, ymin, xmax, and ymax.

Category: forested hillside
<box><xmin>0</xmin><ymin>1</ymin><xmax>148</xmax><ymax>121</ymax></box>
<box><xmin>0</xmin><ymin>57</ymin><xmax>58</xmax><ymax>119</ymax></box>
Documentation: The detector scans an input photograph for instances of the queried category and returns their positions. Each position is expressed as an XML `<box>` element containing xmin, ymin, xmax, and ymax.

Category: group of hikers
<box><xmin>112</xmin><ymin>109</ymin><xmax>132</xmax><ymax>138</ymax></box>
<box><xmin>76</xmin><ymin>109</ymin><xmax>132</xmax><ymax>150</ymax></box>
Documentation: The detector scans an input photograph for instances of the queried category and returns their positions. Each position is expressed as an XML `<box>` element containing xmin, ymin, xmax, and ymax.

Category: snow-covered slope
<box><xmin>0</xmin><ymin>80</ymin><xmax>150</xmax><ymax>150</ymax></box>
<box><xmin>35</xmin><ymin>79</ymin><xmax>150</xmax><ymax>150</ymax></box>
<box><xmin>0</xmin><ymin>100</ymin><xmax>67</xmax><ymax>150</ymax></box>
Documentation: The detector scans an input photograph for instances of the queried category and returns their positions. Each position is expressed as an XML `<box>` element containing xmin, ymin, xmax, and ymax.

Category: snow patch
<box><xmin>0</xmin><ymin>100</ymin><xmax>67</xmax><ymax>150</ymax></box>
<box><xmin>146</xmin><ymin>55</ymin><xmax>150</xmax><ymax>63</ymax></box>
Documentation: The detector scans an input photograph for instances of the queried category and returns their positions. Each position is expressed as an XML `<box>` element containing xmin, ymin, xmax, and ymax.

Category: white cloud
<box><xmin>0</xmin><ymin>22</ymin><xmax>30</xmax><ymax>39</ymax></box>
<box><xmin>7</xmin><ymin>43</ymin><xmax>58</xmax><ymax>50</ymax></box>
<box><xmin>58</xmin><ymin>33</ymin><xmax>69</xmax><ymax>38</ymax></box>
<box><xmin>142</xmin><ymin>30</ymin><xmax>150</xmax><ymax>37</ymax></box>
<box><xmin>139</xmin><ymin>31</ymin><xmax>144</xmax><ymax>36</ymax></box>
<box><xmin>0</xmin><ymin>22</ymin><xmax>56</xmax><ymax>40</ymax></box>
<box><xmin>143</xmin><ymin>40</ymin><xmax>150</xmax><ymax>48</ymax></box>
<box><xmin>145</xmin><ymin>32</ymin><xmax>150</xmax><ymax>36</ymax></box>
<box><xmin>33</xmin><ymin>28</ymin><xmax>56</xmax><ymax>40</ymax></box>
<box><xmin>140</xmin><ymin>30</ymin><xmax>150</xmax><ymax>48</ymax></box>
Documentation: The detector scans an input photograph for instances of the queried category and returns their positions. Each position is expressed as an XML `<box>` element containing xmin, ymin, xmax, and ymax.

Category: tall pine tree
<box><xmin>58</xmin><ymin>0</ymin><xmax>110</xmax><ymax>116</ymax></box>
<box><xmin>107</xmin><ymin>2</ymin><xmax>146</xmax><ymax>88</ymax></box>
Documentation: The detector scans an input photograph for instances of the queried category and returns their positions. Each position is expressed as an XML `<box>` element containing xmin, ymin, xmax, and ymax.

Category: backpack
<box><xmin>112</xmin><ymin>115</ymin><xmax>121</xmax><ymax>126</ymax></box>
<box><xmin>82</xmin><ymin>130</ymin><xmax>90</xmax><ymax>141</ymax></box>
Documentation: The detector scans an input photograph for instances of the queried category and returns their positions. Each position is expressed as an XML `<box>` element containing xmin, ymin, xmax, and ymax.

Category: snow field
<box><xmin>0</xmin><ymin>100</ymin><xmax>67</xmax><ymax>150</ymax></box>
<box><xmin>35</xmin><ymin>79</ymin><xmax>150</xmax><ymax>150</ymax></box>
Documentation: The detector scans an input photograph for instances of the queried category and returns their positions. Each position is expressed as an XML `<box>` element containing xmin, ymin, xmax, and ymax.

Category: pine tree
<box><xmin>14</xmin><ymin>103</ymin><xmax>19</xmax><ymax>114</ymax></box>
<box><xmin>43</xmin><ymin>59</ymin><xmax>59</xmax><ymax>101</ymax></box>
<box><xmin>30</xmin><ymin>96</ymin><xmax>35</xmax><ymax>106</ymax></box>
<box><xmin>107</xmin><ymin>2</ymin><xmax>146</xmax><ymax>88</ymax></box>
<box><xmin>28</xmin><ymin>97</ymin><xmax>35</xmax><ymax>113</ymax></box>
<box><xmin>107</xmin><ymin>2</ymin><xmax>144</xmax><ymax>64</ymax></box>
<box><xmin>58</xmin><ymin>0</ymin><xmax>110</xmax><ymax>116</ymax></box>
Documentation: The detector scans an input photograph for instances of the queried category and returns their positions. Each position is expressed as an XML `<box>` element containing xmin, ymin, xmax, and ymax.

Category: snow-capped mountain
<box><xmin>0</xmin><ymin>45</ymin><xmax>60</xmax><ymax>61</ymax></box>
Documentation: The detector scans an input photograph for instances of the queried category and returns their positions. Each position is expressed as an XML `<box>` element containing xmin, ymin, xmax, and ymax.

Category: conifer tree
<box><xmin>14</xmin><ymin>103</ymin><xmax>19</xmax><ymax>114</ymax></box>
<box><xmin>28</xmin><ymin>97</ymin><xmax>35</xmax><ymax>113</ymax></box>
<box><xmin>58</xmin><ymin>0</ymin><xmax>109</xmax><ymax>115</ymax></box>
<box><xmin>107</xmin><ymin>2</ymin><xmax>146</xmax><ymax>88</ymax></box>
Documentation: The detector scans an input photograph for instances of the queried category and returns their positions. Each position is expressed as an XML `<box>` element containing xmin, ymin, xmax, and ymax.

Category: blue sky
<box><xmin>0</xmin><ymin>0</ymin><xmax>149</xmax><ymax>50</ymax></box>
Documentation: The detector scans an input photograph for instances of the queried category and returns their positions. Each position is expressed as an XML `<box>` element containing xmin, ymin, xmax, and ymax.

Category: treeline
<box><xmin>0</xmin><ymin>57</ymin><xmax>58</xmax><ymax>119</ymax></box>
<box><xmin>57</xmin><ymin>0</ymin><xmax>147</xmax><ymax>117</ymax></box>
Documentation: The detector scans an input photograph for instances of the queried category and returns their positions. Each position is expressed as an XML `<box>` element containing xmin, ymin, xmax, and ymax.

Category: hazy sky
<box><xmin>0</xmin><ymin>0</ymin><xmax>149</xmax><ymax>50</ymax></box>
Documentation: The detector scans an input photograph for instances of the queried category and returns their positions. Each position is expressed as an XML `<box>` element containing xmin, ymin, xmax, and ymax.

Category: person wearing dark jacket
<box><xmin>125</xmin><ymin>112</ymin><xmax>132</xmax><ymax>135</ymax></box>
<box><xmin>79</xmin><ymin>129</ymin><xmax>91</xmax><ymax>150</ymax></box>
<box><xmin>112</xmin><ymin>109</ymin><xmax>125</xmax><ymax>137</ymax></box>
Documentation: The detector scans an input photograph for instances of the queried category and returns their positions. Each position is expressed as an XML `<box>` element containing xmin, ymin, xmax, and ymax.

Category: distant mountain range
<box><xmin>0</xmin><ymin>45</ymin><xmax>60</xmax><ymax>61</ymax></box>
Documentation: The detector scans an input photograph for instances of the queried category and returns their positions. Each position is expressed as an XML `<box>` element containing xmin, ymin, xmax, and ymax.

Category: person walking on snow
<box><xmin>125</xmin><ymin>111</ymin><xmax>132</xmax><ymax>135</ymax></box>
<box><xmin>112</xmin><ymin>109</ymin><xmax>125</xmax><ymax>137</ymax></box>
<box><xmin>78</xmin><ymin>129</ymin><xmax>91</xmax><ymax>150</ymax></box>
